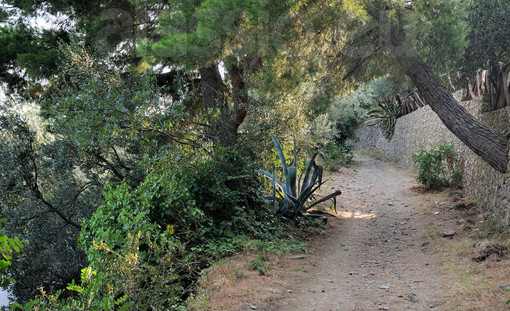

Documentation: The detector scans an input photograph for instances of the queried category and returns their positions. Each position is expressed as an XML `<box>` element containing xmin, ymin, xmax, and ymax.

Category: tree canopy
<box><xmin>0</xmin><ymin>0</ymin><xmax>509</xmax><ymax>307</ymax></box>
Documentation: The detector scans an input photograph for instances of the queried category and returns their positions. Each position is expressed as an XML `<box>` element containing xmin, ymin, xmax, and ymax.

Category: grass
<box><xmin>357</xmin><ymin>148</ymin><xmax>394</xmax><ymax>162</ymax></box>
<box><xmin>188</xmin><ymin>232</ymin><xmax>311</xmax><ymax>310</ymax></box>
<box><xmin>440</xmin><ymin>255</ymin><xmax>503</xmax><ymax>311</ymax></box>
<box><xmin>244</xmin><ymin>237</ymin><xmax>308</xmax><ymax>255</ymax></box>
<box><xmin>417</xmin><ymin>188</ymin><xmax>510</xmax><ymax>311</ymax></box>
<box><xmin>431</xmin><ymin>217</ymin><xmax>510</xmax><ymax>310</ymax></box>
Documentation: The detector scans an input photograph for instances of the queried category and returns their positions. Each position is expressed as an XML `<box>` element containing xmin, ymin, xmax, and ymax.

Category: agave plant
<box><xmin>256</xmin><ymin>134</ymin><xmax>342</xmax><ymax>224</ymax></box>
<box><xmin>365</xmin><ymin>98</ymin><xmax>402</xmax><ymax>140</ymax></box>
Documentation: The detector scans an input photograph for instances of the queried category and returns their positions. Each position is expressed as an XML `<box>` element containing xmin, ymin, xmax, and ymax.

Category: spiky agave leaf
<box><xmin>271</xmin><ymin>133</ymin><xmax>298</xmax><ymax>196</ymax></box>
<box><xmin>287</xmin><ymin>166</ymin><xmax>297</xmax><ymax>197</ymax></box>
<box><xmin>255</xmin><ymin>169</ymin><xmax>286</xmax><ymax>193</ymax></box>
<box><xmin>301</xmin><ymin>152</ymin><xmax>324</xmax><ymax>191</ymax></box>
<box><xmin>292</xmin><ymin>134</ymin><xmax>297</xmax><ymax>167</ymax></box>
<box><xmin>306</xmin><ymin>190</ymin><xmax>342</xmax><ymax>211</ymax></box>
<box><xmin>271</xmin><ymin>133</ymin><xmax>288</xmax><ymax>175</ymax></box>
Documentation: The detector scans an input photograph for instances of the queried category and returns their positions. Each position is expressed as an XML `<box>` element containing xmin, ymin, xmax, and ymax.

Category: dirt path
<box><xmin>199</xmin><ymin>155</ymin><xmax>510</xmax><ymax>311</ymax></box>
<box><xmin>275</xmin><ymin>156</ymin><xmax>452</xmax><ymax>311</ymax></box>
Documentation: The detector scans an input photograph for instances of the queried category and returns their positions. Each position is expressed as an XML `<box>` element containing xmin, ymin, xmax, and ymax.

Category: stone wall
<box><xmin>356</xmin><ymin>95</ymin><xmax>510</xmax><ymax>228</ymax></box>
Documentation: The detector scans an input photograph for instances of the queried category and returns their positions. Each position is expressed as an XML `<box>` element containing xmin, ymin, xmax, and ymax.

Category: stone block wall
<box><xmin>356</xmin><ymin>95</ymin><xmax>510</xmax><ymax>228</ymax></box>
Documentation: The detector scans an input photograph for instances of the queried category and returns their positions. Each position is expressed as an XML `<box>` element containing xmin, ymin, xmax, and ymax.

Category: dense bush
<box><xmin>14</xmin><ymin>147</ymin><xmax>278</xmax><ymax>310</ymax></box>
<box><xmin>324</xmin><ymin>77</ymin><xmax>398</xmax><ymax>163</ymax></box>
<box><xmin>412</xmin><ymin>144</ymin><xmax>462</xmax><ymax>190</ymax></box>
<box><xmin>69</xmin><ymin>149</ymin><xmax>275</xmax><ymax>309</ymax></box>
<box><xmin>323</xmin><ymin>142</ymin><xmax>355</xmax><ymax>170</ymax></box>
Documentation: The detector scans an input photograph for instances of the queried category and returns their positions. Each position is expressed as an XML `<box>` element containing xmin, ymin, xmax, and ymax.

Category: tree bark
<box><xmin>198</xmin><ymin>62</ymin><xmax>254</xmax><ymax>146</ymax></box>
<box><xmin>227</xmin><ymin>63</ymin><xmax>248</xmax><ymax>131</ymax></box>
<box><xmin>198</xmin><ymin>64</ymin><xmax>229</xmax><ymax>108</ymax></box>
<box><xmin>198</xmin><ymin>64</ymin><xmax>233</xmax><ymax>145</ymax></box>
<box><xmin>405</xmin><ymin>58</ymin><xmax>509</xmax><ymax>173</ymax></box>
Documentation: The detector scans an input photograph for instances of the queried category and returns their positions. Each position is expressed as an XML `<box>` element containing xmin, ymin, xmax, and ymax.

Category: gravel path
<box><xmin>274</xmin><ymin>156</ymin><xmax>454</xmax><ymax>311</ymax></box>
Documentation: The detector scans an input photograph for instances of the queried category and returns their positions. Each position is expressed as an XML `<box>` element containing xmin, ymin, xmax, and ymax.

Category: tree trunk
<box><xmin>227</xmin><ymin>63</ymin><xmax>248</xmax><ymax>131</ymax></box>
<box><xmin>199</xmin><ymin>63</ymin><xmax>248</xmax><ymax>146</ymax></box>
<box><xmin>198</xmin><ymin>64</ymin><xmax>229</xmax><ymax>109</ymax></box>
<box><xmin>405</xmin><ymin>58</ymin><xmax>509</xmax><ymax>173</ymax></box>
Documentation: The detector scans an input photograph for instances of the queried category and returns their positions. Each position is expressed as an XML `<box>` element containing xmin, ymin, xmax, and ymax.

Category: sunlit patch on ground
<box><xmin>337</xmin><ymin>210</ymin><xmax>377</xmax><ymax>219</ymax></box>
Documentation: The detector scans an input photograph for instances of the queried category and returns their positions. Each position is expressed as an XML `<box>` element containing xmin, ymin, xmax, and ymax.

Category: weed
<box><xmin>323</xmin><ymin>142</ymin><xmax>354</xmax><ymax>170</ymax></box>
<box><xmin>248</xmin><ymin>254</ymin><xmax>269</xmax><ymax>275</ymax></box>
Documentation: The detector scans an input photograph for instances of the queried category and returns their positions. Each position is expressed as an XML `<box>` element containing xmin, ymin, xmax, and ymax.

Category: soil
<box><xmin>195</xmin><ymin>155</ymin><xmax>510</xmax><ymax>311</ymax></box>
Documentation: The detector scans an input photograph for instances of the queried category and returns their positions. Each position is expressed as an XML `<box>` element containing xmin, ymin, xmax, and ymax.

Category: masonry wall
<box><xmin>356</xmin><ymin>94</ymin><xmax>510</xmax><ymax>228</ymax></box>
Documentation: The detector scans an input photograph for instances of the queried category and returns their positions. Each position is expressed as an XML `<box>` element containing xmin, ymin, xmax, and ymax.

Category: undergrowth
<box><xmin>13</xmin><ymin>148</ymin><xmax>285</xmax><ymax>310</ymax></box>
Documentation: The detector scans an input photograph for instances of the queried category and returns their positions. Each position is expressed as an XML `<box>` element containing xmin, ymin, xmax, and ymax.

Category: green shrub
<box><xmin>323</xmin><ymin>142</ymin><xmax>354</xmax><ymax>169</ymax></box>
<box><xmin>412</xmin><ymin>144</ymin><xmax>462</xmax><ymax>190</ymax></box>
<box><xmin>0</xmin><ymin>218</ymin><xmax>23</xmax><ymax>289</ymax></box>
<box><xmin>77</xmin><ymin>179</ymin><xmax>187</xmax><ymax>310</ymax></box>
<box><xmin>77</xmin><ymin>148</ymin><xmax>275</xmax><ymax>309</ymax></box>
<box><xmin>14</xmin><ymin>149</ymin><xmax>280</xmax><ymax>310</ymax></box>
<box><xmin>11</xmin><ymin>267</ymin><xmax>134</xmax><ymax>311</ymax></box>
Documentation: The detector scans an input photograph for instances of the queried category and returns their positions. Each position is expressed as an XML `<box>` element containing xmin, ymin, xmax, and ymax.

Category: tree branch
<box><xmin>22</xmin><ymin>153</ymin><xmax>82</xmax><ymax>229</ymax></box>
<box><xmin>88</xmin><ymin>151</ymin><xmax>126</xmax><ymax>181</ymax></box>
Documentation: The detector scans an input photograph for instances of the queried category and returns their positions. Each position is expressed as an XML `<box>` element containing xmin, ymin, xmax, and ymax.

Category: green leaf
<box><xmin>271</xmin><ymin>133</ymin><xmax>288</xmax><ymax>176</ymax></box>
<box><xmin>255</xmin><ymin>169</ymin><xmax>286</xmax><ymax>191</ymax></box>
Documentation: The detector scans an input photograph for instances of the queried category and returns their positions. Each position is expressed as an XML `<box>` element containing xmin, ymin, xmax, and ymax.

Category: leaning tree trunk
<box><xmin>405</xmin><ymin>58</ymin><xmax>509</xmax><ymax>173</ymax></box>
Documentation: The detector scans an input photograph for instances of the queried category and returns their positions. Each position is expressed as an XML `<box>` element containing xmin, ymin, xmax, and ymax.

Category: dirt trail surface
<box><xmin>199</xmin><ymin>155</ymin><xmax>510</xmax><ymax>311</ymax></box>
<box><xmin>276</xmin><ymin>156</ymin><xmax>451</xmax><ymax>311</ymax></box>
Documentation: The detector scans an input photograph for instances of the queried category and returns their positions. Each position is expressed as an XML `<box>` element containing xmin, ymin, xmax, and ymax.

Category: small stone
<box><xmin>434</xmin><ymin>212</ymin><xmax>440</xmax><ymax>215</ymax></box>
<box><xmin>499</xmin><ymin>285</ymin><xmax>510</xmax><ymax>291</ymax></box>
<box><xmin>291</xmin><ymin>255</ymin><xmax>306</xmax><ymax>260</ymax></box>
<box><xmin>442</xmin><ymin>230</ymin><xmax>456</xmax><ymax>238</ymax></box>
<box><xmin>250</xmin><ymin>306</ymin><xmax>257</xmax><ymax>310</ymax></box>
<box><xmin>457</xmin><ymin>218</ymin><xmax>466</xmax><ymax>224</ymax></box>
<box><xmin>379</xmin><ymin>284</ymin><xmax>390</xmax><ymax>290</ymax></box>
<box><xmin>408</xmin><ymin>293</ymin><xmax>420</xmax><ymax>303</ymax></box>
<box><xmin>378</xmin><ymin>307</ymin><xmax>389</xmax><ymax>310</ymax></box>
<box><xmin>476</xmin><ymin>241</ymin><xmax>489</xmax><ymax>249</ymax></box>
<box><xmin>286</xmin><ymin>289</ymin><xmax>293</xmax><ymax>293</ymax></box>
